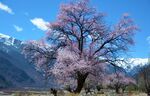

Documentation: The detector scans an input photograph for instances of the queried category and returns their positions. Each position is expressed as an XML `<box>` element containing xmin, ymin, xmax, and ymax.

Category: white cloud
<box><xmin>0</xmin><ymin>2</ymin><xmax>14</xmax><ymax>14</ymax></box>
<box><xmin>13</xmin><ymin>25</ymin><xmax>23</xmax><ymax>32</ymax></box>
<box><xmin>147</xmin><ymin>36</ymin><xmax>150</xmax><ymax>44</ymax></box>
<box><xmin>30</xmin><ymin>18</ymin><xmax>49</xmax><ymax>31</ymax></box>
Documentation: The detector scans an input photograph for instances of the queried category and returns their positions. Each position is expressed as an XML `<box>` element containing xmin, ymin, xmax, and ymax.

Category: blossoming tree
<box><xmin>108</xmin><ymin>72</ymin><xmax>136</xmax><ymax>93</ymax></box>
<box><xmin>23</xmin><ymin>0</ymin><xmax>137</xmax><ymax>93</ymax></box>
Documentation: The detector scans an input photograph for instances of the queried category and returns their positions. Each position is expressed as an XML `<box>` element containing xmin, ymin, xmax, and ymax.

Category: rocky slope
<box><xmin>0</xmin><ymin>33</ymin><xmax>45</xmax><ymax>89</ymax></box>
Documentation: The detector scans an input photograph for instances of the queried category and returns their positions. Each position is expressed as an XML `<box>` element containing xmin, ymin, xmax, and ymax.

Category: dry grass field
<box><xmin>0</xmin><ymin>90</ymin><xmax>147</xmax><ymax>96</ymax></box>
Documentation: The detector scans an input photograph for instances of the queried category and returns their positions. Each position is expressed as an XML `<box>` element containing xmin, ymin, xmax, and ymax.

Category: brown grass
<box><xmin>0</xmin><ymin>91</ymin><xmax>147</xmax><ymax>96</ymax></box>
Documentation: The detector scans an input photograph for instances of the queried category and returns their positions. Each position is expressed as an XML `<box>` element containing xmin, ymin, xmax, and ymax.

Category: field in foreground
<box><xmin>0</xmin><ymin>90</ymin><xmax>147</xmax><ymax>96</ymax></box>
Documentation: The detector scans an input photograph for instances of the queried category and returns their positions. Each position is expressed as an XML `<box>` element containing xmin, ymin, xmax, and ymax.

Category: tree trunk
<box><xmin>122</xmin><ymin>88</ymin><xmax>125</xmax><ymax>93</ymax></box>
<box><xmin>51</xmin><ymin>88</ymin><xmax>57</xmax><ymax>96</ymax></box>
<box><xmin>74</xmin><ymin>72</ymin><xmax>89</xmax><ymax>93</ymax></box>
<box><xmin>116</xmin><ymin>88</ymin><xmax>120</xmax><ymax>94</ymax></box>
<box><xmin>122</xmin><ymin>86</ymin><xmax>126</xmax><ymax>93</ymax></box>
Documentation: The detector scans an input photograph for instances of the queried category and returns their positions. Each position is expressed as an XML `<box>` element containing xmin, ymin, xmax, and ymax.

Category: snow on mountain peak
<box><xmin>117</xmin><ymin>58</ymin><xmax>148</xmax><ymax>70</ymax></box>
<box><xmin>129</xmin><ymin>58</ymin><xmax>148</xmax><ymax>67</ymax></box>
<box><xmin>0</xmin><ymin>33</ymin><xmax>21</xmax><ymax>47</ymax></box>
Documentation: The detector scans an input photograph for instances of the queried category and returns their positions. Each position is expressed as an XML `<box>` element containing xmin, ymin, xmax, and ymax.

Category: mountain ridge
<box><xmin>0</xmin><ymin>33</ymin><xmax>46</xmax><ymax>89</ymax></box>
<box><xmin>0</xmin><ymin>33</ymin><xmax>148</xmax><ymax>89</ymax></box>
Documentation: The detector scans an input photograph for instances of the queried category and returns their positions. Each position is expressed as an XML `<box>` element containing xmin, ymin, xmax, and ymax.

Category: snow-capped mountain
<box><xmin>127</xmin><ymin>58</ymin><xmax>149</xmax><ymax>76</ymax></box>
<box><xmin>0</xmin><ymin>33</ymin><xmax>22</xmax><ymax>48</ymax></box>
<box><xmin>0</xmin><ymin>33</ymin><xmax>148</xmax><ymax>88</ymax></box>
<box><xmin>0</xmin><ymin>33</ymin><xmax>46</xmax><ymax>89</ymax></box>
<box><xmin>116</xmin><ymin>58</ymin><xmax>148</xmax><ymax>70</ymax></box>
<box><xmin>128</xmin><ymin>58</ymin><xmax>148</xmax><ymax>68</ymax></box>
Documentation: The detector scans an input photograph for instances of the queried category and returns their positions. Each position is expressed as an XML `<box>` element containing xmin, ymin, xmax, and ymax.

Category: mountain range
<box><xmin>0</xmin><ymin>33</ymin><xmax>148</xmax><ymax>89</ymax></box>
<box><xmin>0</xmin><ymin>33</ymin><xmax>46</xmax><ymax>89</ymax></box>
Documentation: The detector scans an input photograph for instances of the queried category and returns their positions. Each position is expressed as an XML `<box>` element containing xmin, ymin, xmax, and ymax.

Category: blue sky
<box><xmin>0</xmin><ymin>0</ymin><xmax>150</xmax><ymax>58</ymax></box>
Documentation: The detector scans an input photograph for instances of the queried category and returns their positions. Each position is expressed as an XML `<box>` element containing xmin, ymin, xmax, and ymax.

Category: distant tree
<box><xmin>50</xmin><ymin>88</ymin><xmax>57</xmax><ymax>96</ymax></box>
<box><xmin>83</xmin><ymin>64</ymin><xmax>107</xmax><ymax>93</ymax></box>
<box><xmin>23</xmin><ymin>0</ymin><xmax>137</xmax><ymax>93</ymax></box>
<box><xmin>137</xmin><ymin>58</ymin><xmax>150</xmax><ymax>95</ymax></box>
<box><xmin>108</xmin><ymin>72</ymin><xmax>136</xmax><ymax>93</ymax></box>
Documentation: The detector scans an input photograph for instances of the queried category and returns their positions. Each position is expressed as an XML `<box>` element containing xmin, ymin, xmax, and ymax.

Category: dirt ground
<box><xmin>0</xmin><ymin>91</ymin><xmax>147</xmax><ymax>96</ymax></box>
